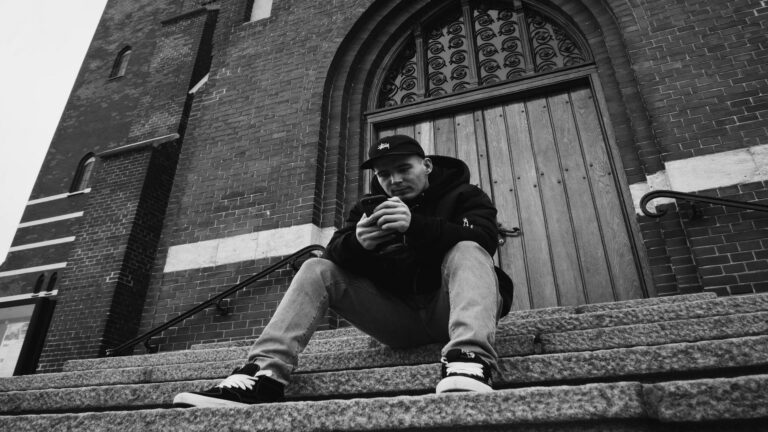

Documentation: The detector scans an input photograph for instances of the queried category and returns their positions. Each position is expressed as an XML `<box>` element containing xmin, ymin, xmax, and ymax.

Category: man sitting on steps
<box><xmin>173</xmin><ymin>135</ymin><xmax>514</xmax><ymax>407</ymax></box>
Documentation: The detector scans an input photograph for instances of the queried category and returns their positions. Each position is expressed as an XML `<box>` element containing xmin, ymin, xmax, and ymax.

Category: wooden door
<box><xmin>375</xmin><ymin>84</ymin><xmax>645</xmax><ymax>310</ymax></box>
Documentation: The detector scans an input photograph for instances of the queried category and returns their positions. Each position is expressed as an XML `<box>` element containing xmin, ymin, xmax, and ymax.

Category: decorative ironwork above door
<box><xmin>376</xmin><ymin>0</ymin><xmax>591</xmax><ymax>109</ymax></box>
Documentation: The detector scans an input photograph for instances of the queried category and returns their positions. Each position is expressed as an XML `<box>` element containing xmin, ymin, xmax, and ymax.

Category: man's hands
<box><xmin>356</xmin><ymin>197</ymin><xmax>411</xmax><ymax>251</ymax></box>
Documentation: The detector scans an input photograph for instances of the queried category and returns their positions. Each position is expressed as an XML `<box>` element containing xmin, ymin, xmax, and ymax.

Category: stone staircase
<box><xmin>2</xmin><ymin>292</ymin><xmax>768</xmax><ymax>431</ymax></box>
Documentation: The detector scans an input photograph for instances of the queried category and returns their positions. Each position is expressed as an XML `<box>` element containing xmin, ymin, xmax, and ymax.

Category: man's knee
<box><xmin>293</xmin><ymin>257</ymin><xmax>339</xmax><ymax>287</ymax></box>
<box><xmin>297</xmin><ymin>257</ymin><xmax>335</xmax><ymax>275</ymax></box>
<box><xmin>444</xmin><ymin>241</ymin><xmax>493</xmax><ymax>267</ymax></box>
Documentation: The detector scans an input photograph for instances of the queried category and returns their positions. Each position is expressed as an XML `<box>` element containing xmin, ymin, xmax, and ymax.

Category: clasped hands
<box><xmin>356</xmin><ymin>197</ymin><xmax>411</xmax><ymax>251</ymax></box>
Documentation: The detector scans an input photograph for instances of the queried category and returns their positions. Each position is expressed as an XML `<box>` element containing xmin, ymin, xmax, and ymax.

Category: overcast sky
<box><xmin>0</xmin><ymin>0</ymin><xmax>107</xmax><ymax>264</ymax></box>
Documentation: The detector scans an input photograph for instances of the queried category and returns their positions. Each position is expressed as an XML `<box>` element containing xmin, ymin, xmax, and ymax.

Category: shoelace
<box><xmin>216</xmin><ymin>369</ymin><xmax>274</xmax><ymax>390</ymax></box>
<box><xmin>445</xmin><ymin>361</ymin><xmax>485</xmax><ymax>378</ymax></box>
<box><xmin>216</xmin><ymin>374</ymin><xmax>256</xmax><ymax>390</ymax></box>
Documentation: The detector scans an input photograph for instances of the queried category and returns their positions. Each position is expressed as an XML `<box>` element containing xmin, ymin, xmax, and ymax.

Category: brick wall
<box><xmin>37</xmin><ymin>143</ymin><xmax>178</xmax><ymax>372</ymax></box>
<box><xmin>137</xmin><ymin>0</ymin><xmax>368</xmax><ymax>351</ymax></box>
<box><xmin>32</xmin><ymin>3</ymin><xmax>218</xmax><ymax>371</ymax></box>
<box><xmin>639</xmin><ymin>181</ymin><xmax>768</xmax><ymax>297</ymax></box>
<box><xmin>619</xmin><ymin>0</ymin><xmax>768</xmax><ymax>164</ymax></box>
<box><xmin>619</xmin><ymin>0</ymin><xmax>768</xmax><ymax>296</ymax></box>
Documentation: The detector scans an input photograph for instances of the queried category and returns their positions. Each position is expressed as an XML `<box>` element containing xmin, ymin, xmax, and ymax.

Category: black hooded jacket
<box><xmin>325</xmin><ymin>155</ymin><xmax>513</xmax><ymax>316</ymax></box>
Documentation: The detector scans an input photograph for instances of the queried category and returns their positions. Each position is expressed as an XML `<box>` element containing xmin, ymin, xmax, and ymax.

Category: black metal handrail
<box><xmin>105</xmin><ymin>244</ymin><xmax>326</xmax><ymax>356</ymax></box>
<box><xmin>640</xmin><ymin>189</ymin><xmax>768</xmax><ymax>218</ymax></box>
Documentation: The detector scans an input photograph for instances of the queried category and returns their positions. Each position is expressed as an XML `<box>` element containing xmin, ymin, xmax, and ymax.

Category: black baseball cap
<box><xmin>361</xmin><ymin>135</ymin><xmax>426</xmax><ymax>169</ymax></box>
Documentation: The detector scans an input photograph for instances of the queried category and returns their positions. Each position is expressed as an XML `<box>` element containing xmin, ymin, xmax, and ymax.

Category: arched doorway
<box><xmin>362</xmin><ymin>1</ymin><xmax>647</xmax><ymax>310</ymax></box>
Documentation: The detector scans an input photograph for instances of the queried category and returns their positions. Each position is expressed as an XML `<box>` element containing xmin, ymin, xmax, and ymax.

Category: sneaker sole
<box><xmin>435</xmin><ymin>376</ymin><xmax>493</xmax><ymax>393</ymax></box>
<box><xmin>173</xmin><ymin>392</ymin><xmax>250</xmax><ymax>408</ymax></box>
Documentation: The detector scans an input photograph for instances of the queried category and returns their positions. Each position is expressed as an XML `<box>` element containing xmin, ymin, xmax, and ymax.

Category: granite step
<box><xmin>62</xmin><ymin>293</ymin><xmax>768</xmax><ymax>373</ymax></box>
<box><xmin>2</xmin><ymin>335</ymin><xmax>767</xmax><ymax>414</ymax></box>
<box><xmin>61</xmin><ymin>334</ymin><xmax>534</xmax><ymax>373</ymax></box>
<box><xmin>1</xmin><ymin>374</ymin><xmax>766</xmax><ymax>431</ymax></box>
<box><xmin>5</xmin><ymin>311</ymin><xmax>768</xmax><ymax>393</ymax></box>
<box><xmin>189</xmin><ymin>292</ymin><xmax>718</xmax><ymax>351</ymax></box>
<box><xmin>0</xmin><ymin>336</ymin><xmax>527</xmax><ymax>393</ymax></box>
<box><xmin>192</xmin><ymin>333</ymin><xmax>378</xmax><ymax>353</ymax></box>
<box><xmin>502</xmin><ymin>293</ymin><xmax>768</xmax><ymax>336</ymax></box>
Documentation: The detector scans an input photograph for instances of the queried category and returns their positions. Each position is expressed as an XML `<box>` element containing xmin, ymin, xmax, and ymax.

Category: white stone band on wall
<box><xmin>17</xmin><ymin>212</ymin><xmax>84</xmax><ymax>228</ymax></box>
<box><xmin>0</xmin><ymin>262</ymin><xmax>67</xmax><ymax>278</ymax></box>
<box><xmin>9</xmin><ymin>236</ymin><xmax>76</xmax><ymax>252</ymax></box>
<box><xmin>630</xmin><ymin>143</ymin><xmax>768</xmax><ymax>215</ymax></box>
<box><xmin>164</xmin><ymin>223</ymin><xmax>336</xmax><ymax>273</ymax></box>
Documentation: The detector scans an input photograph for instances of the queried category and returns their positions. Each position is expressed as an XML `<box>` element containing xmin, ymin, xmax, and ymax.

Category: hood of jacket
<box><xmin>368</xmin><ymin>155</ymin><xmax>471</xmax><ymax>204</ymax></box>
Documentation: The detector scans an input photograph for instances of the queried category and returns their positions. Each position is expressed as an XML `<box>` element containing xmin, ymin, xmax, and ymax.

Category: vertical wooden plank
<box><xmin>455</xmin><ymin>112</ymin><xmax>481</xmax><ymax>186</ymax></box>
<box><xmin>483</xmin><ymin>104</ymin><xmax>530</xmax><ymax>311</ymax></box>
<box><xmin>526</xmin><ymin>94</ymin><xmax>585</xmax><ymax>306</ymax></box>
<box><xmin>433</xmin><ymin>116</ymin><xmax>457</xmax><ymax>157</ymax></box>
<box><xmin>396</xmin><ymin>124</ymin><xmax>416</xmax><ymax>138</ymax></box>
<box><xmin>548</xmin><ymin>90</ymin><xmax>613</xmax><ymax>303</ymax></box>
<box><xmin>473</xmin><ymin>110</ymin><xmax>493</xmax><ymax>197</ymax></box>
<box><xmin>501</xmin><ymin>99</ymin><xmax>558</xmax><ymax>308</ymax></box>
<box><xmin>415</xmin><ymin>121</ymin><xmax>435</xmax><ymax>155</ymax></box>
<box><xmin>571</xmin><ymin>87</ymin><xmax>643</xmax><ymax>300</ymax></box>
<box><xmin>378</xmin><ymin>127</ymin><xmax>397</xmax><ymax>138</ymax></box>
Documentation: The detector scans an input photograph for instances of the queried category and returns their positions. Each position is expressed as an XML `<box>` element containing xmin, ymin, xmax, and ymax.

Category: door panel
<box><xmin>548</xmin><ymin>91</ymin><xmax>614</xmax><ymax>303</ymax></box>
<box><xmin>526</xmin><ymin>96</ymin><xmax>586</xmax><ymax>306</ymax></box>
<box><xmin>372</xmin><ymin>84</ymin><xmax>644</xmax><ymax>309</ymax></box>
<box><xmin>434</xmin><ymin>116</ymin><xmax>457</xmax><ymax>158</ymax></box>
<box><xmin>570</xmin><ymin>87</ymin><xmax>643</xmax><ymax>301</ymax></box>
<box><xmin>496</xmin><ymin>102</ymin><xmax>559</xmax><ymax>308</ymax></box>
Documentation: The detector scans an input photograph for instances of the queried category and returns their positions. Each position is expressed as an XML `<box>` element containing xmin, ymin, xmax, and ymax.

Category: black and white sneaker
<box><xmin>435</xmin><ymin>349</ymin><xmax>493</xmax><ymax>393</ymax></box>
<box><xmin>173</xmin><ymin>363</ymin><xmax>285</xmax><ymax>408</ymax></box>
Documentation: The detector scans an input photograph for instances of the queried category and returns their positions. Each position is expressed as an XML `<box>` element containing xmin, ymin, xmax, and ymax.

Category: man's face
<box><xmin>373</xmin><ymin>154</ymin><xmax>432</xmax><ymax>201</ymax></box>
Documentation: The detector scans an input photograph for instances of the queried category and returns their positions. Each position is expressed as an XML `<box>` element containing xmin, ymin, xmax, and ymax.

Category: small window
<box><xmin>70</xmin><ymin>153</ymin><xmax>96</xmax><ymax>193</ymax></box>
<box><xmin>45</xmin><ymin>272</ymin><xmax>57</xmax><ymax>293</ymax></box>
<box><xmin>33</xmin><ymin>274</ymin><xmax>45</xmax><ymax>295</ymax></box>
<box><xmin>248</xmin><ymin>0</ymin><xmax>272</xmax><ymax>21</ymax></box>
<box><xmin>110</xmin><ymin>46</ymin><xmax>132</xmax><ymax>78</ymax></box>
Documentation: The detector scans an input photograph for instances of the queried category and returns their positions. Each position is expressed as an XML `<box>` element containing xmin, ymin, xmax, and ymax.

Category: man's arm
<box><xmin>324</xmin><ymin>201</ymin><xmax>396</xmax><ymax>271</ymax></box>
<box><xmin>406</xmin><ymin>186</ymin><xmax>498</xmax><ymax>256</ymax></box>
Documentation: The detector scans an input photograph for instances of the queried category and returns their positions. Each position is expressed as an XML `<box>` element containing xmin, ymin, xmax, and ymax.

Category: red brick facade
<box><xmin>1</xmin><ymin>0</ymin><xmax>766</xmax><ymax>371</ymax></box>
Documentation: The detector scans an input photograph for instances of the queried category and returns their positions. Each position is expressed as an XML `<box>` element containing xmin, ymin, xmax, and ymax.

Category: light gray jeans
<box><xmin>247</xmin><ymin>241</ymin><xmax>502</xmax><ymax>384</ymax></box>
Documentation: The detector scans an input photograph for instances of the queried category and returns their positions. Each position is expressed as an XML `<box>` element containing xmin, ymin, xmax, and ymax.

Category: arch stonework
<box><xmin>316</xmin><ymin>0</ymin><xmax>659</xmax><ymax>227</ymax></box>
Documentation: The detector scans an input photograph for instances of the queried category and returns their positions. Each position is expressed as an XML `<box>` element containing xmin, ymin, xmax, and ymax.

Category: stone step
<box><xmin>539</xmin><ymin>310</ymin><xmax>768</xmax><ymax>354</ymax></box>
<box><xmin>1</xmin><ymin>374</ymin><xmax>766</xmax><ymax>431</ymax></box>
<box><xmin>2</xmin><ymin>336</ymin><xmax>767</xmax><ymax>414</ymax></box>
<box><xmin>192</xmin><ymin>333</ymin><xmax>377</xmax><ymax>353</ymax></box>
<box><xmin>60</xmin><ymin>334</ymin><xmax>533</xmax><ymax>373</ymax></box>
<box><xmin>5</xmin><ymin>311</ymin><xmax>768</xmax><ymax>393</ymax></box>
<box><xmin>62</xmin><ymin>293</ymin><xmax>768</xmax><ymax>373</ymax></box>
<box><xmin>501</xmin><ymin>292</ymin><xmax>717</xmax><ymax>321</ymax></box>
<box><xmin>0</xmin><ymin>336</ymin><xmax>528</xmax><ymax>393</ymax></box>
<box><xmin>189</xmin><ymin>293</ymin><xmax>718</xmax><ymax>351</ymax></box>
<box><xmin>502</xmin><ymin>293</ymin><xmax>768</xmax><ymax>336</ymax></box>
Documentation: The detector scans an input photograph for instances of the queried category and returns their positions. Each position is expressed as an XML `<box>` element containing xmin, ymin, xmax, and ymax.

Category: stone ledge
<box><xmin>188</xmin><ymin>292</ymin><xmax>718</xmax><ymax>350</ymax></box>
<box><xmin>63</xmin><ymin>293</ymin><xmax>768</xmax><ymax>373</ymax></box>
<box><xmin>502</xmin><ymin>335</ymin><xmax>768</xmax><ymax>385</ymax></box>
<box><xmin>505</xmin><ymin>293</ymin><xmax>768</xmax><ymax>336</ymax></box>
<box><xmin>502</xmin><ymin>292</ymin><xmax>716</xmax><ymax>322</ymax></box>
<box><xmin>96</xmin><ymin>134</ymin><xmax>179</xmax><ymax>158</ymax></box>
<box><xmin>540</xmin><ymin>311</ymin><xmax>768</xmax><ymax>354</ymax></box>
<box><xmin>3</xmin><ymin>336</ymin><xmax>768</xmax><ymax>413</ymax></box>
<box><xmin>2</xmin><ymin>376</ymin><xmax>768</xmax><ymax>431</ymax></box>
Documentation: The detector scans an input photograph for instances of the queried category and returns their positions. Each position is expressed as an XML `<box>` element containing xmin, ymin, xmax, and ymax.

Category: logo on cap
<box><xmin>378</xmin><ymin>143</ymin><xmax>390</xmax><ymax>150</ymax></box>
